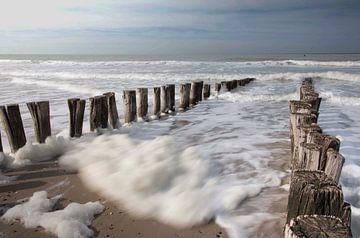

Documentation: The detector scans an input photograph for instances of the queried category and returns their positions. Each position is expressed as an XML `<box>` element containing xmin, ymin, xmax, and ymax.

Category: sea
<box><xmin>0</xmin><ymin>54</ymin><xmax>359</xmax><ymax>237</ymax></box>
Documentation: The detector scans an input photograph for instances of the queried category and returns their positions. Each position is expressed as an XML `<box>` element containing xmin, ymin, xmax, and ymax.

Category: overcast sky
<box><xmin>0</xmin><ymin>0</ymin><xmax>359</xmax><ymax>55</ymax></box>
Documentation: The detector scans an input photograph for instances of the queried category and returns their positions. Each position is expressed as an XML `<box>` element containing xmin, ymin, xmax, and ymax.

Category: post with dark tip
<box><xmin>153</xmin><ymin>87</ymin><xmax>161</xmax><ymax>118</ymax></box>
<box><xmin>123</xmin><ymin>90</ymin><xmax>137</xmax><ymax>123</ymax></box>
<box><xmin>0</xmin><ymin>104</ymin><xmax>27</xmax><ymax>152</ymax></box>
<box><xmin>89</xmin><ymin>96</ymin><xmax>108</xmax><ymax>131</ymax></box>
<box><xmin>179</xmin><ymin>84</ymin><xmax>188</xmax><ymax>111</ymax></box>
<box><xmin>103</xmin><ymin>92</ymin><xmax>120</xmax><ymax>129</ymax></box>
<box><xmin>197</xmin><ymin>81</ymin><xmax>204</xmax><ymax>101</ymax></box>
<box><xmin>137</xmin><ymin>88</ymin><xmax>148</xmax><ymax>121</ymax></box>
<box><xmin>27</xmin><ymin>101</ymin><xmax>51</xmax><ymax>143</ymax></box>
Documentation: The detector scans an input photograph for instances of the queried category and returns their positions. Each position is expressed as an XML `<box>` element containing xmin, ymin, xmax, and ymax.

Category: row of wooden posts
<box><xmin>0</xmin><ymin>78</ymin><xmax>255</xmax><ymax>154</ymax></box>
<box><xmin>284</xmin><ymin>78</ymin><xmax>352</xmax><ymax>237</ymax></box>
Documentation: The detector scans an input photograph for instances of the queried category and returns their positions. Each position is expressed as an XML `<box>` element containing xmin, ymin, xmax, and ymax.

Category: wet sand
<box><xmin>0</xmin><ymin>160</ymin><xmax>228</xmax><ymax>238</ymax></box>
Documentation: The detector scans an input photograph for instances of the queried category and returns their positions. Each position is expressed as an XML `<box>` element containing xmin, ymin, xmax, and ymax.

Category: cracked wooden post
<box><xmin>27</xmin><ymin>101</ymin><xmax>51</xmax><ymax>143</ymax></box>
<box><xmin>284</xmin><ymin>215</ymin><xmax>351</xmax><ymax>238</ymax></box>
<box><xmin>153</xmin><ymin>87</ymin><xmax>161</xmax><ymax>118</ymax></box>
<box><xmin>160</xmin><ymin>85</ymin><xmax>169</xmax><ymax>113</ymax></box>
<box><xmin>0</xmin><ymin>104</ymin><xmax>27</xmax><ymax>152</ymax></box>
<box><xmin>89</xmin><ymin>95</ymin><xmax>108</xmax><ymax>131</ymax></box>
<box><xmin>167</xmin><ymin>84</ymin><xmax>175</xmax><ymax>112</ymax></box>
<box><xmin>190</xmin><ymin>82</ymin><xmax>198</xmax><ymax>106</ymax></box>
<box><xmin>67</xmin><ymin>98</ymin><xmax>86</xmax><ymax>137</ymax></box>
<box><xmin>123</xmin><ymin>90</ymin><xmax>136</xmax><ymax>123</ymax></box>
<box><xmin>286</xmin><ymin>170</ymin><xmax>345</xmax><ymax>224</ymax></box>
<box><xmin>137</xmin><ymin>88</ymin><xmax>148</xmax><ymax>121</ymax></box>
<box><xmin>103</xmin><ymin>92</ymin><xmax>120</xmax><ymax>129</ymax></box>
<box><xmin>325</xmin><ymin>148</ymin><xmax>345</xmax><ymax>183</ymax></box>
<box><xmin>297</xmin><ymin>143</ymin><xmax>322</xmax><ymax>170</ymax></box>
<box><xmin>203</xmin><ymin>84</ymin><xmax>211</xmax><ymax>99</ymax></box>
<box><xmin>215</xmin><ymin>83</ymin><xmax>221</xmax><ymax>92</ymax></box>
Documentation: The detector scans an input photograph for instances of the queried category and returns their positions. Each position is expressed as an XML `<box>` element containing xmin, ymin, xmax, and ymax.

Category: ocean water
<box><xmin>0</xmin><ymin>54</ymin><xmax>360</xmax><ymax>237</ymax></box>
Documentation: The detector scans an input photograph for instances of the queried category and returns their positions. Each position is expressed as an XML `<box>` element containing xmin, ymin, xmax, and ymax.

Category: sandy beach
<box><xmin>0</xmin><ymin>133</ymin><xmax>290</xmax><ymax>238</ymax></box>
<box><xmin>0</xmin><ymin>159</ymin><xmax>229</xmax><ymax>238</ymax></box>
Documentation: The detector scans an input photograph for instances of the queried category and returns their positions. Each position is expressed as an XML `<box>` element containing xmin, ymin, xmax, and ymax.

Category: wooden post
<box><xmin>184</xmin><ymin>83</ymin><xmax>191</xmax><ymax>108</ymax></box>
<box><xmin>297</xmin><ymin>143</ymin><xmax>322</xmax><ymax>170</ymax></box>
<box><xmin>342</xmin><ymin>202</ymin><xmax>352</xmax><ymax>227</ymax></box>
<box><xmin>137</xmin><ymin>88</ymin><xmax>148</xmax><ymax>120</ymax></box>
<box><xmin>179</xmin><ymin>84</ymin><xmax>188</xmax><ymax>111</ymax></box>
<box><xmin>284</xmin><ymin>215</ymin><xmax>351</xmax><ymax>238</ymax></box>
<box><xmin>203</xmin><ymin>84</ymin><xmax>211</xmax><ymax>99</ymax></box>
<box><xmin>325</xmin><ymin>148</ymin><xmax>345</xmax><ymax>183</ymax></box>
<box><xmin>286</xmin><ymin>170</ymin><xmax>344</xmax><ymax>224</ymax></box>
<box><xmin>27</xmin><ymin>101</ymin><xmax>51</xmax><ymax>143</ymax></box>
<box><xmin>123</xmin><ymin>90</ymin><xmax>137</xmax><ymax>123</ymax></box>
<box><xmin>215</xmin><ymin>83</ymin><xmax>221</xmax><ymax>92</ymax></box>
<box><xmin>197</xmin><ymin>81</ymin><xmax>204</xmax><ymax>101</ymax></box>
<box><xmin>190</xmin><ymin>82</ymin><xmax>198</xmax><ymax>106</ymax></box>
<box><xmin>153</xmin><ymin>87</ymin><xmax>161</xmax><ymax>117</ymax></box>
<box><xmin>167</xmin><ymin>84</ymin><xmax>175</xmax><ymax>112</ymax></box>
<box><xmin>0</xmin><ymin>104</ymin><xmax>27</xmax><ymax>152</ymax></box>
<box><xmin>103</xmin><ymin>92</ymin><xmax>120</xmax><ymax>129</ymax></box>
<box><xmin>160</xmin><ymin>86</ymin><xmax>169</xmax><ymax>113</ymax></box>
<box><xmin>67</xmin><ymin>98</ymin><xmax>86</xmax><ymax>137</ymax></box>
<box><xmin>89</xmin><ymin>96</ymin><xmax>108</xmax><ymax>131</ymax></box>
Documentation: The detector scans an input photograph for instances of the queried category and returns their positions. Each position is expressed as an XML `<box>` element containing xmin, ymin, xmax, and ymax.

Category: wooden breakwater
<box><xmin>285</xmin><ymin>78</ymin><xmax>352</xmax><ymax>237</ymax></box>
<box><xmin>0</xmin><ymin>78</ymin><xmax>255</xmax><ymax>154</ymax></box>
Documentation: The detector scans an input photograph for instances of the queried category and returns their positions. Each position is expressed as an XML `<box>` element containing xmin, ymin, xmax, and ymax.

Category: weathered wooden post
<box><xmin>215</xmin><ymin>83</ymin><xmax>221</xmax><ymax>92</ymax></box>
<box><xmin>160</xmin><ymin>86</ymin><xmax>169</xmax><ymax>113</ymax></box>
<box><xmin>27</xmin><ymin>101</ymin><xmax>51</xmax><ymax>143</ymax></box>
<box><xmin>179</xmin><ymin>84</ymin><xmax>188</xmax><ymax>111</ymax></box>
<box><xmin>221</xmin><ymin>81</ymin><xmax>229</xmax><ymax>91</ymax></box>
<box><xmin>0</xmin><ymin>104</ymin><xmax>27</xmax><ymax>152</ymax></box>
<box><xmin>89</xmin><ymin>96</ymin><xmax>108</xmax><ymax>131</ymax></box>
<box><xmin>67</xmin><ymin>98</ymin><xmax>86</xmax><ymax>137</ymax></box>
<box><xmin>197</xmin><ymin>81</ymin><xmax>204</xmax><ymax>101</ymax></box>
<box><xmin>103</xmin><ymin>92</ymin><xmax>120</xmax><ymax>129</ymax></box>
<box><xmin>297</xmin><ymin>143</ymin><xmax>322</xmax><ymax>170</ymax></box>
<box><xmin>190</xmin><ymin>82</ymin><xmax>198</xmax><ymax>106</ymax></box>
<box><xmin>203</xmin><ymin>84</ymin><xmax>211</xmax><ymax>99</ymax></box>
<box><xmin>137</xmin><ymin>88</ymin><xmax>148</xmax><ymax>121</ymax></box>
<box><xmin>284</xmin><ymin>215</ymin><xmax>351</xmax><ymax>238</ymax></box>
<box><xmin>153</xmin><ymin>87</ymin><xmax>161</xmax><ymax>117</ymax></box>
<box><xmin>325</xmin><ymin>148</ymin><xmax>345</xmax><ymax>183</ymax></box>
<box><xmin>286</xmin><ymin>170</ymin><xmax>344</xmax><ymax>224</ymax></box>
<box><xmin>167</xmin><ymin>84</ymin><xmax>175</xmax><ymax>112</ymax></box>
<box><xmin>123</xmin><ymin>90</ymin><xmax>137</xmax><ymax>123</ymax></box>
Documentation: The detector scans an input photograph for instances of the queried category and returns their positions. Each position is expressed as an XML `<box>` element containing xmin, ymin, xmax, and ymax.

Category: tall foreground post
<box><xmin>0</xmin><ymin>104</ymin><xmax>26</xmax><ymax>153</ymax></box>
<box><xmin>27</xmin><ymin>101</ymin><xmax>51</xmax><ymax>143</ymax></box>
<box><xmin>123</xmin><ymin>90</ymin><xmax>137</xmax><ymax>123</ymax></box>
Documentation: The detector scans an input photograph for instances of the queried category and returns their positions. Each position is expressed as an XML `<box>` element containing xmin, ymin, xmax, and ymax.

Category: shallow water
<box><xmin>0</xmin><ymin>57</ymin><xmax>360</xmax><ymax>237</ymax></box>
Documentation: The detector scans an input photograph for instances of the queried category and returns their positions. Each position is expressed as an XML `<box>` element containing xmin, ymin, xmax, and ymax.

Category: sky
<box><xmin>0</xmin><ymin>0</ymin><xmax>359</xmax><ymax>55</ymax></box>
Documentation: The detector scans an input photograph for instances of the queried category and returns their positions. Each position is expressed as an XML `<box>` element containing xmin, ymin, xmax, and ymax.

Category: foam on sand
<box><xmin>2</xmin><ymin>191</ymin><xmax>104</xmax><ymax>238</ymax></box>
<box><xmin>60</xmin><ymin>134</ymin><xmax>281</xmax><ymax>230</ymax></box>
